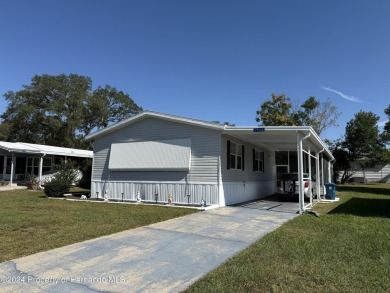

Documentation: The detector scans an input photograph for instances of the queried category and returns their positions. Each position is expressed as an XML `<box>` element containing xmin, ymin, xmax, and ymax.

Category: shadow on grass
<box><xmin>337</xmin><ymin>185</ymin><xmax>390</xmax><ymax>196</ymax></box>
<box><xmin>329</xmin><ymin>197</ymin><xmax>390</xmax><ymax>218</ymax></box>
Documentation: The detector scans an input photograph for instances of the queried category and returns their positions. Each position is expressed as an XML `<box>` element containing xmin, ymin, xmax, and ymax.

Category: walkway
<box><xmin>0</xmin><ymin>205</ymin><xmax>298</xmax><ymax>292</ymax></box>
<box><xmin>0</xmin><ymin>185</ymin><xmax>27</xmax><ymax>191</ymax></box>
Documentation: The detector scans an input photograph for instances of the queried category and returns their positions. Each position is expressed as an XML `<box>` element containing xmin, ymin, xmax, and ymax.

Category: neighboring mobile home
<box><xmin>0</xmin><ymin>141</ymin><xmax>93</xmax><ymax>185</ymax></box>
<box><xmin>86</xmin><ymin>111</ymin><xmax>334</xmax><ymax>212</ymax></box>
<box><xmin>340</xmin><ymin>163</ymin><xmax>390</xmax><ymax>183</ymax></box>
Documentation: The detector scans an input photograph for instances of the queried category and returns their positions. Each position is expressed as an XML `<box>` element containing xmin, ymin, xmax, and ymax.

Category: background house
<box><xmin>86</xmin><ymin>111</ymin><xmax>334</xmax><ymax>209</ymax></box>
<box><xmin>0</xmin><ymin>141</ymin><xmax>93</xmax><ymax>185</ymax></box>
<box><xmin>340</xmin><ymin>162</ymin><xmax>390</xmax><ymax>183</ymax></box>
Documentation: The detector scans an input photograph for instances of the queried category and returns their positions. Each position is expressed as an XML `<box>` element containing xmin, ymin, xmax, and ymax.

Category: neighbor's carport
<box><xmin>223</xmin><ymin>126</ymin><xmax>335</xmax><ymax>213</ymax></box>
<box><xmin>0</xmin><ymin>141</ymin><xmax>93</xmax><ymax>187</ymax></box>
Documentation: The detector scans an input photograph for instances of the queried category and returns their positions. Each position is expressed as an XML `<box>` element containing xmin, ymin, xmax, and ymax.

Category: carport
<box><xmin>223</xmin><ymin>126</ymin><xmax>335</xmax><ymax>213</ymax></box>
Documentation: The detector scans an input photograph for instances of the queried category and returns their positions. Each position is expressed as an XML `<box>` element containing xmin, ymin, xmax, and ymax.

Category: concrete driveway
<box><xmin>0</xmin><ymin>205</ymin><xmax>298</xmax><ymax>293</ymax></box>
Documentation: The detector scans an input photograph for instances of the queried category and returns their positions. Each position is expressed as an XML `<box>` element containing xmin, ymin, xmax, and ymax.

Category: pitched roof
<box><xmin>85</xmin><ymin>111</ymin><xmax>225</xmax><ymax>141</ymax></box>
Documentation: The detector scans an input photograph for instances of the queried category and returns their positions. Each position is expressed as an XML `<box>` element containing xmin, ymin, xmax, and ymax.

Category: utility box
<box><xmin>325</xmin><ymin>183</ymin><xmax>337</xmax><ymax>200</ymax></box>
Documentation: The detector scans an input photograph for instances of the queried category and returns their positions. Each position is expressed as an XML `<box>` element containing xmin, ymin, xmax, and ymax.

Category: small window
<box><xmin>228</xmin><ymin>141</ymin><xmax>244</xmax><ymax>170</ymax></box>
<box><xmin>253</xmin><ymin>149</ymin><xmax>264</xmax><ymax>172</ymax></box>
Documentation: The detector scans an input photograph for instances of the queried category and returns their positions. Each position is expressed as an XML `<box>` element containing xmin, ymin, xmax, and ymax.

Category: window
<box><xmin>26</xmin><ymin>157</ymin><xmax>52</xmax><ymax>175</ymax></box>
<box><xmin>253</xmin><ymin>149</ymin><xmax>264</xmax><ymax>172</ymax></box>
<box><xmin>275</xmin><ymin>151</ymin><xmax>289</xmax><ymax>165</ymax></box>
<box><xmin>227</xmin><ymin>141</ymin><xmax>244</xmax><ymax>170</ymax></box>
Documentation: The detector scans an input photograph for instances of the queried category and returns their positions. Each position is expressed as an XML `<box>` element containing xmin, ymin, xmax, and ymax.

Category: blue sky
<box><xmin>1</xmin><ymin>0</ymin><xmax>389</xmax><ymax>140</ymax></box>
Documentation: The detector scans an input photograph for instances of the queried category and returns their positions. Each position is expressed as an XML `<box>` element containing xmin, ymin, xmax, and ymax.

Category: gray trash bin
<box><xmin>325</xmin><ymin>183</ymin><xmax>336</xmax><ymax>200</ymax></box>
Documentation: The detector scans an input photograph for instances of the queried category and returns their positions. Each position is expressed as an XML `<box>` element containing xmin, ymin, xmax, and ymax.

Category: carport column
<box><xmin>9</xmin><ymin>153</ymin><xmax>15</xmax><ymax>186</ymax></box>
<box><xmin>297</xmin><ymin>133</ymin><xmax>304</xmax><ymax>214</ymax></box>
<box><xmin>38</xmin><ymin>154</ymin><xmax>45</xmax><ymax>188</ymax></box>
<box><xmin>316</xmin><ymin>150</ymin><xmax>323</xmax><ymax>201</ymax></box>
<box><xmin>308</xmin><ymin>144</ymin><xmax>312</xmax><ymax>207</ymax></box>
<box><xmin>328</xmin><ymin>159</ymin><xmax>332</xmax><ymax>183</ymax></box>
<box><xmin>321</xmin><ymin>153</ymin><xmax>325</xmax><ymax>188</ymax></box>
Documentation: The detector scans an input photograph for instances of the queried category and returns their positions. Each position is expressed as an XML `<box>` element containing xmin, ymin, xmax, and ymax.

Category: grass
<box><xmin>185</xmin><ymin>183</ymin><xmax>390</xmax><ymax>293</ymax></box>
<box><xmin>0</xmin><ymin>189</ymin><xmax>197</xmax><ymax>263</ymax></box>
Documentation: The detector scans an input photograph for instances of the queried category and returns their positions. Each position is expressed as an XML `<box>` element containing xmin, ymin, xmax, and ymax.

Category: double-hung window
<box><xmin>253</xmin><ymin>149</ymin><xmax>264</xmax><ymax>172</ymax></box>
<box><xmin>227</xmin><ymin>141</ymin><xmax>244</xmax><ymax>170</ymax></box>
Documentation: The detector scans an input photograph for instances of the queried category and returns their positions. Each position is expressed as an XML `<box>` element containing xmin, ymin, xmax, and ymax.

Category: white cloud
<box><xmin>378</xmin><ymin>120</ymin><xmax>389</xmax><ymax>127</ymax></box>
<box><xmin>321</xmin><ymin>86</ymin><xmax>364</xmax><ymax>103</ymax></box>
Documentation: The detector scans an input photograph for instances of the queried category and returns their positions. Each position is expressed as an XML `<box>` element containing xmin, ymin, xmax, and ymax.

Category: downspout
<box><xmin>297</xmin><ymin>131</ymin><xmax>311</xmax><ymax>214</ymax></box>
<box><xmin>218</xmin><ymin>132</ymin><xmax>225</xmax><ymax>207</ymax></box>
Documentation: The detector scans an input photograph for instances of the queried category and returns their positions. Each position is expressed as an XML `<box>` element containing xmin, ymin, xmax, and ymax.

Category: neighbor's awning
<box><xmin>0</xmin><ymin>141</ymin><xmax>93</xmax><ymax>158</ymax></box>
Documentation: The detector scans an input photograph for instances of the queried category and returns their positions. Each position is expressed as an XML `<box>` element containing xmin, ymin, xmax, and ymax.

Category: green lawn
<box><xmin>185</xmin><ymin>183</ymin><xmax>390</xmax><ymax>293</ymax></box>
<box><xmin>0</xmin><ymin>189</ymin><xmax>197</xmax><ymax>263</ymax></box>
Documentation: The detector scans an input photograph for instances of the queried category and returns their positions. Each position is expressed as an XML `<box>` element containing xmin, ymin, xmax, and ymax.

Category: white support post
<box><xmin>39</xmin><ymin>155</ymin><xmax>44</xmax><ymax>188</ymax></box>
<box><xmin>297</xmin><ymin>133</ymin><xmax>304</xmax><ymax>214</ymax></box>
<box><xmin>316</xmin><ymin>150</ymin><xmax>321</xmax><ymax>201</ymax></box>
<box><xmin>308</xmin><ymin>145</ymin><xmax>312</xmax><ymax>207</ymax></box>
<box><xmin>9</xmin><ymin>153</ymin><xmax>15</xmax><ymax>186</ymax></box>
<box><xmin>328</xmin><ymin>159</ymin><xmax>331</xmax><ymax>183</ymax></box>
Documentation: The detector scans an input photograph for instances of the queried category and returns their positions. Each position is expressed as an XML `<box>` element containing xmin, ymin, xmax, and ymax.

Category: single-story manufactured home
<box><xmin>0</xmin><ymin>141</ymin><xmax>93</xmax><ymax>185</ymax></box>
<box><xmin>86</xmin><ymin>111</ymin><xmax>335</xmax><ymax>213</ymax></box>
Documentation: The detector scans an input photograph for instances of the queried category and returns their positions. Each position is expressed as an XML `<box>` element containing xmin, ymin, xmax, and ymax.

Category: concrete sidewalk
<box><xmin>0</xmin><ymin>206</ymin><xmax>298</xmax><ymax>293</ymax></box>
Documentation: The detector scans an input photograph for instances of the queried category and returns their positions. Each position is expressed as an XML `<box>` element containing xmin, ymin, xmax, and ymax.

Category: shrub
<box><xmin>44</xmin><ymin>179</ymin><xmax>71</xmax><ymax>197</ymax></box>
<box><xmin>54</xmin><ymin>160</ymin><xmax>81</xmax><ymax>185</ymax></box>
<box><xmin>25</xmin><ymin>174</ymin><xmax>40</xmax><ymax>190</ymax></box>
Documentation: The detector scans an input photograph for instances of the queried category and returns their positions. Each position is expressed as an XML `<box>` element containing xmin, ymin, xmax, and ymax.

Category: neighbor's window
<box><xmin>253</xmin><ymin>149</ymin><xmax>264</xmax><ymax>172</ymax></box>
<box><xmin>227</xmin><ymin>141</ymin><xmax>244</xmax><ymax>170</ymax></box>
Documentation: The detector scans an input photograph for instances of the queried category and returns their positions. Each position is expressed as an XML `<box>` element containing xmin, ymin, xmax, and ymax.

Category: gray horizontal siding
<box><xmin>92</xmin><ymin>117</ymin><xmax>220</xmax><ymax>184</ymax></box>
<box><xmin>223</xmin><ymin>181</ymin><xmax>275</xmax><ymax>205</ymax></box>
<box><xmin>220</xmin><ymin>134</ymin><xmax>274</xmax><ymax>183</ymax></box>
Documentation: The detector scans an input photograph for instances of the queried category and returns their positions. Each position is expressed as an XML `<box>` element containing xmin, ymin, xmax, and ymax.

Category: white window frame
<box><xmin>254</xmin><ymin>149</ymin><xmax>265</xmax><ymax>172</ymax></box>
<box><xmin>26</xmin><ymin>157</ymin><xmax>52</xmax><ymax>176</ymax></box>
<box><xmin>230</xmin><ymin>142</ymin><xmax>243</xmax><ymax>170</ymax></box>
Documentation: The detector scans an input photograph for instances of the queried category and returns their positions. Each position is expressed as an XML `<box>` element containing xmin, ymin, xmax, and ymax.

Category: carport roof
<box><xmin>223</xmin><ymin>126</ymin><xmax>334</xmax><ymax>160</ymax></box>
<box><xmin>0</xmin><ymin>141</ymin><xmax>93</xmax><ymax>158</ymax></box>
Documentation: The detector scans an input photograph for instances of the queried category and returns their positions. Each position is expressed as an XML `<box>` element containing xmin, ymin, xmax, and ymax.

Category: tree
<box><xmin>82</xmin><ymin>85</ymin><xmax>142</xmax><ymax>134</ymax></box>
<box><xmin>381</xmin><ymin>104</ymin><xmax>390</xmax><ymax>145</ymax></box>
<box><xmin>256</xmin><ymin>94</ymin><xmax>341</xmax><ymax>136</ymax></box>
<box><xmin>327</xmin><ymin>139</ymin><xmax>353</xmax><ymax>183</ymax></box>
<box><xmin>344</xmin><ymin>111</ymin><xmax>382</xmax><ymax>161</ymax></box>
<box><xmin>333</xmin><ymin>111</ymin><xmax>390</xmax><ymax>183</ymax></box>
<box><xmin>256</xmin><ymin>93</ymin><xmax>295</xmax><ymax>126</ymax></box>
<box><xmin>0</xmin><ymin>74</ymin><xmax>142</xmax><ymax>148</ymax></box>
<box><xmin>292</xmin><ymin>97</ymin><xmax>341</xmax><ymax>135</ymax></box>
